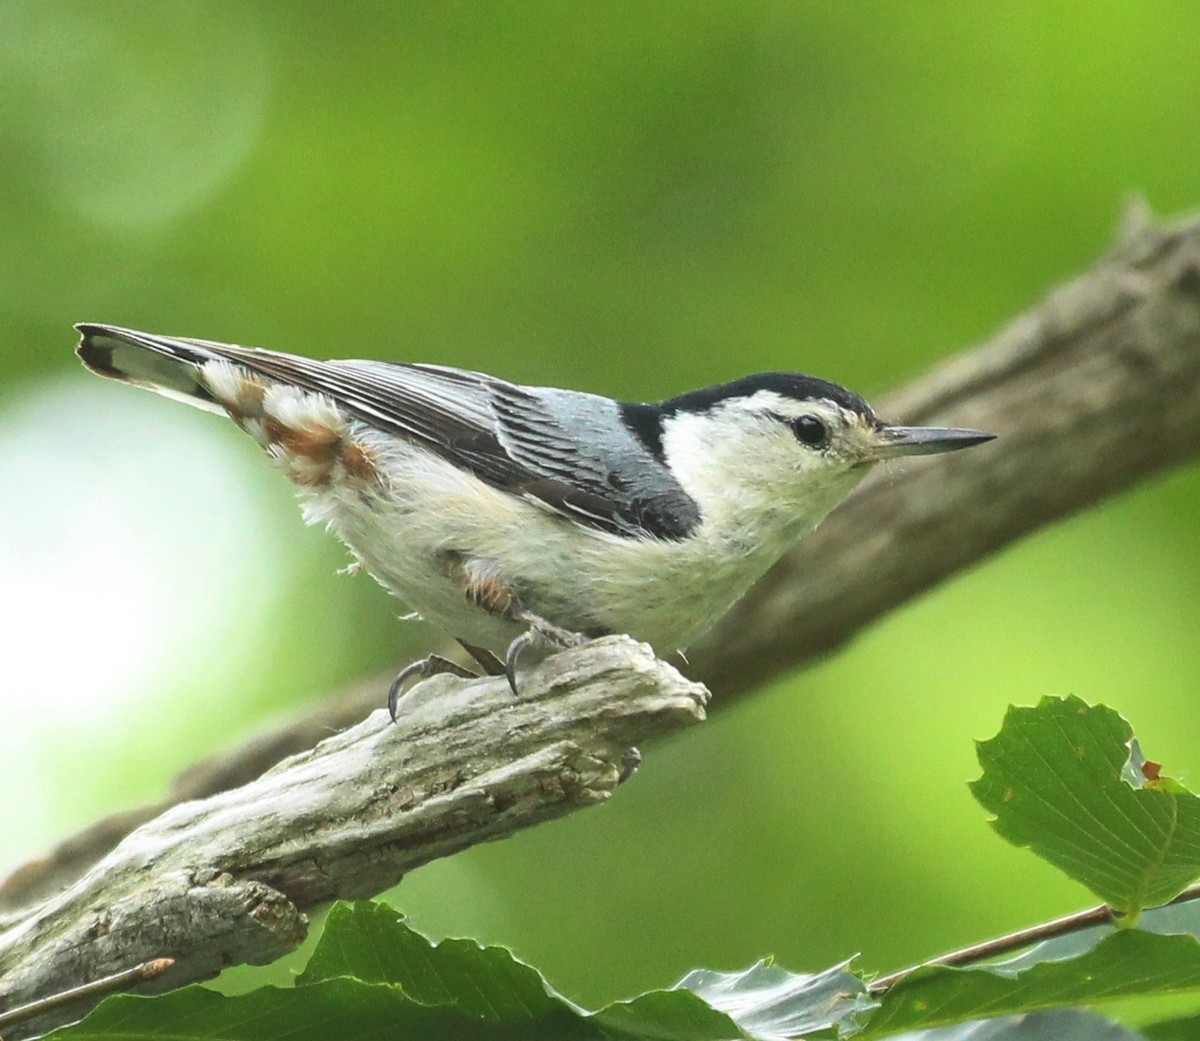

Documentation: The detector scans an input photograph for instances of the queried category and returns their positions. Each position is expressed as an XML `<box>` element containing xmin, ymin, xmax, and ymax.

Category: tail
<box><xmin>76</xmin><ymin>324</ymin><xmax>380</xmax><ymax>489</ymax></box>
<box><xmin>76</xmin><ymin>323</ymin><xmax>232</xmax><ymax>416</ymax></box>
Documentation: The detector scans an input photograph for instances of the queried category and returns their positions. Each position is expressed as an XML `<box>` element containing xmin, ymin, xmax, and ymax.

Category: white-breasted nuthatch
<box><xmin>76</xmin><ymin>324</ymin><xmax>993</xmax><ymax>713</ymax></box>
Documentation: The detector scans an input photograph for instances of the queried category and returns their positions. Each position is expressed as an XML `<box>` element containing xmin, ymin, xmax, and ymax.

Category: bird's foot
<box><xmin>387</xmin><ymin>654</ymin><xmax>477</xmax><ymax>722</ymax></box>
<box><xmin>504</xmin><ymin>612</ymin><xmax>588</xmax><ymax>696</ymax></box>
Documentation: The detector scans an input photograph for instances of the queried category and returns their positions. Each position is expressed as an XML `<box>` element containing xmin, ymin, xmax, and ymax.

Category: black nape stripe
<box><xmin>619</xmin><ymin>400</ymin><xmax>667</xmax><ymax>461</ymax></box>
<box><xmin>618</xmin><ymin>372</ymin><xmax>876</xmax><ymax>462</ymax></box>
<box><xmin>658</xmin><ymin>372</ymin><xmax>875</xmax><ymax>421</ymax></box>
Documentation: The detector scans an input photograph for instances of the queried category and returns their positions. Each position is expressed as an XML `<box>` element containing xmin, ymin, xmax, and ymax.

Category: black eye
<box><xmin>790</xmin><ymin>415</ymin><xmax>829</xmax><ymax>449</ymax></box>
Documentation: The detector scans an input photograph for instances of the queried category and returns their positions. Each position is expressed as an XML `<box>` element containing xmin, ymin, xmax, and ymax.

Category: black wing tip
<box><xmin>74</xmin><ymin>323</ymin><xmax>206</xmax><ymax>381</ymax></box>
<box><xmin>75</xmin><ymin>322</ymin><xmax>125</xmax><ymax>373</ymax></box>
<box><xmin>76</xmin><ymin>323</ymin><xmax>172</xmax><ymax>379</ymax></box>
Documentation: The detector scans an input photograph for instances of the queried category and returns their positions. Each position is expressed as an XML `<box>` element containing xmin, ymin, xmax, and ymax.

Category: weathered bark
<box><xmin>0</xmin><ymin>639</ymin><xmax>706</xmax><ymax>1037</ymax></box>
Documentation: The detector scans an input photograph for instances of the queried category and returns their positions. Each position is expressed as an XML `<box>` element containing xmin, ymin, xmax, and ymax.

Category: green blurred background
<box><xmin>3</xmin><ymin>0</ymin><xmax>1200</xmax><ymax>1011</ymax></box>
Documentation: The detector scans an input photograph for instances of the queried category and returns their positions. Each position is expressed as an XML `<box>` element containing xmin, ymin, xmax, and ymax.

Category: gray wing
<box><xmin>78</xmin><ymin>325</ymin><xmax>700</xmax><ymax>541</ymax></box>
<box><xmin>323</xmin><ymin>359</ymin><xmax>703</xmax><ymax>541</ymax></box>
<box><xmin>484</xmin><ymin>382</ymin><xmax>702</xmax><ymax>540</ymax></box>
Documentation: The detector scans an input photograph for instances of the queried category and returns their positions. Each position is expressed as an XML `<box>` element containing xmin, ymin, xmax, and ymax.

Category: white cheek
<box><xmin>657</xmin><ymin>412</ymin><xmax>721</xmax><ymax>506</ymax></box>
<box><xmin>658</xmin><ymin>404</ymin><xmax>871</xmax><ymax>554</ymax></box>
<box><xmin>660</xmin><ymin>412</ymin><xmax>795</xmax><ymax>507</ymax></box>
<box><xmin>660</xmin><ymin>394</ymin><xmax>853</xmax><ymax>493</ymax></box>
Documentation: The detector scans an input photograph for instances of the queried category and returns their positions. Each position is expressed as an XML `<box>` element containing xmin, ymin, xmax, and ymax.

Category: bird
<box><xmin>75</xmin><ymin>324</ymin><xmax>994</xmax><ymax>715</ymax></box>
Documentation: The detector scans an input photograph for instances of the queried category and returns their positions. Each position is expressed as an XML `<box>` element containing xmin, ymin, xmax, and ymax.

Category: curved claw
<box><xmin>387</xmin><ymin>654</ymin><xmax>476</xmax><ymax>722</ymax></box>
<box><xmin>504</xmin><ymin>632</ymin><xmax>533</xmax><ymax>697</ymax></box>
<box><xmin>387</xmin><ymin>661</ymin><xmax>425</xmax><ymax>723</ymax></box>
<box><xmin>504</xmin><ymin>614</ymin><xmax>591</xmax><ymax>696</ymax></box>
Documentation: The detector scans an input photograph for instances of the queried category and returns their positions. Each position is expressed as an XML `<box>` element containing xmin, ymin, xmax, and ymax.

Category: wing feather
<box><xmin>82</xmin><ymin>327</ymin><xmax>700</xmax><ymax>540</ymax></box>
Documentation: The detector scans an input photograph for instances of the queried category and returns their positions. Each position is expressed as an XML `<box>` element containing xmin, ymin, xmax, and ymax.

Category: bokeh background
<box><xmin>3</xmin><ymin>0</ymin><xmax>1200</xmax><ymax>1014</ymax></box>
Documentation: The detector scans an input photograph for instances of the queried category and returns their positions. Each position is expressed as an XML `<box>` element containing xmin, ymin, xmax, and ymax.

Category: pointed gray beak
<box><xmin>875</xmin><ymin>424</ymin><xmax>996</xmax><ymax>458</ymax></box>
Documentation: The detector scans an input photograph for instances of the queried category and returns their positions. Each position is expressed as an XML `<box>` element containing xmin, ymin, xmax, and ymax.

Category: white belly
<box><xmin>291</xmin><ymin>425</ymin><xmax>783</xmax><ymax>655</ymax></box>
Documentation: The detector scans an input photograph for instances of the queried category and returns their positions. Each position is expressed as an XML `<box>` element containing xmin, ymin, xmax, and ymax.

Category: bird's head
<box><xmin>655</xmin><ymin>372</ymin><xmax>993</xmax><ymax>540</ymax></box>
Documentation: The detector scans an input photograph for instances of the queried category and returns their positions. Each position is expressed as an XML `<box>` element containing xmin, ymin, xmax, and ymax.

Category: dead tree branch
<box><xmin>0</xmin><ymin>638</ymin><xmax>706</xmax><ymax>1037</ymax></box>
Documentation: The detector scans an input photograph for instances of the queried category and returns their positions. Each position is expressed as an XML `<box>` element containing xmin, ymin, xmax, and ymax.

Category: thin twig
<box><xmin>870</xmin><ymin>883</ymin><xmax>1200</xmax><ymax>992</ymax></box>
<box><xmin>0</xmin><ymin>958</ymin><xmax>173</xmax><ymax>1033</ymax></box>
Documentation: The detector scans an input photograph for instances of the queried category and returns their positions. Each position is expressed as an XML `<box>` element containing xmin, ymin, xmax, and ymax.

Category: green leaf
<box><xmin>45</xmin><ymin>979</ymin><xmax>569</xmax><ymax>1041</ymax></box>
<box><xmin>300</xmin><ymin>902</ymin><xmax>746</xmax><ymax>1038</ymax></box>
<box><xmin>45</xmin><ymin>896</ymin><xmax>1200</xmax><ymax>1041</ymax></box>
<box><xmin>1142</xmin><ymin>1011</ymin><xmax>1200</xmax><ymax>1040</ymax></box>
<box><xmin>298</xmin><ymin>901</ymin><xmax>565</xmax><ymax>1020</ymax></box>
<box><xmin>884</xmin><ymin>1008</ymin><xmax>1149</xmax><ymax>1040</ymax></box>
<box><xmin>298</xmin><ymin>897</ymin><xmax>878</xmax><ymax>1036</ymax></box>
<box><xmin>970</xmin><ymin>696</ymin><xmax>1200</xmax><ymax>916</ymax></box>
<box><xmin>297</xmin><ymin>901</ymin><xmax>874</xmax><ymax>1040</ymax></box>
<box><xmin>592</xmin><ymin>989</ymin><xmax>761</xmax><ymax>1041</ymax></box>
<box><xmin>861</xmin><ymin>929</ymin><xmax>1200</xmax><ymax>1038</ymax></box>
<box><xmin>48</xmin><ymin>903</ymin><xmax>881</xmax><ymax>1041</ymax></box>
<box><xmin>47</xmin><ymin>976</ymin><xmax>721</xmax><ymax>1041</ymax></box>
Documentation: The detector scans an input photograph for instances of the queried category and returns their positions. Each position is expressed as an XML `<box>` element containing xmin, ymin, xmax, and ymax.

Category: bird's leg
<box><xmin>456</xmin><ymin>557</ymin><xmax>590</xmax><ymax>695</ymax></box>
<box><xmin>387</xmin><ymin>654</ymin><xmax>477</xmax><ymax>722</ymax></box>
<box><xmin>457</xmin><ymin>639</ymin><xmax>506</xmax><ymax>676</ymax></box>
<box><xmin>503</xmin><ymin>608</ymin><xmax>588</xmax><ymax>696</ymax></box>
